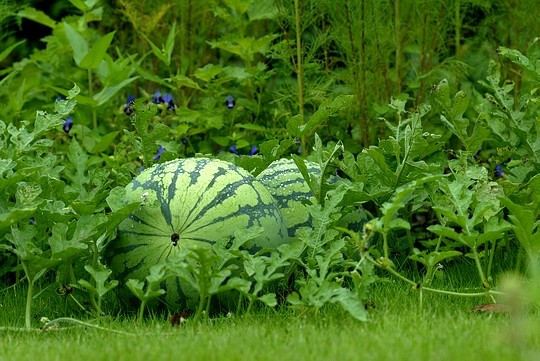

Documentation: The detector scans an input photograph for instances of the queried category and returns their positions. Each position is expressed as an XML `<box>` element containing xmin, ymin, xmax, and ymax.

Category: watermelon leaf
<box><xmin>258</xmin><ymin>293</ymin><xmax>277</xmax><ymax>307</ymax></box>
<box><xmin>126</xmin><ymin>264</ymin><xmax>168</xmax><ymax>320</ymax></box>
<box><xmin>127</xmin><ymin>100</ymin><xmax>170</xmax><ymax>167</ymax></box>
<box><xmin>499</xmin><ymin>196</ymin><xmax>540</xmax><ymax>261</ymax></box>
<box><xmin>286</xmin><ymin>237</ymin><xmax>368</xmax><ymax>321</ymax></box>
<box><xmin>79</xmin><ymin>264</ymin><xmax>118</xmax><ymax>299</ymax></box>
<box><xmin>78</xmin><ymin>264</ymin><xmax>118</xmax><ymax>317</ymax></box>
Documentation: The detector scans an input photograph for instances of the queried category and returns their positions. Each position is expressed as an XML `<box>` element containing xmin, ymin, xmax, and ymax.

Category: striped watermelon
<box><xmin>108</xmin><ymin>157</ymin><xmax>288</xmax><ymax>306</ymax></box>
<box><xmin>257</xmin><ymin>158</ymin><xmax>367</xmax><ymax>237</ymax></box>
<box><xmin>257</xmin><ymin>159</ymin><xmax>319</xmax><ymax>237</ymax></box>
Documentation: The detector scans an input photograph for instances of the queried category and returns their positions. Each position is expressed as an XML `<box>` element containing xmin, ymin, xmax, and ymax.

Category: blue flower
<box><xmin>474</xmin><ymin>147</ymin><xmax>481</xmax><ymax>160</ymax></box>
<box><xmin>225</xmin><ymin>95</ymin><xmax>235</xmax><ymax>109</ymax></box>
<box><xmin>249</xmin><ymin>145</ymin><xmax>258</xmax><ymax>156</ymax></box>
<box><xmin>494</xmin><ymin>164</ymin><xmax>504</xmax><ymax>177</ymax></box>
<box><xmin>181</xmin><ymin>136</ymin><xmax>188</xmax><ymax>146</ymax></box>
<box><xmin>63</xmin><ymin>116</ymin><xmax>73</xmax><ymax>133</ymax></box>
<box><xmin>124</xmin><ymin>95</ymin><xmax>135</xmax><ymax>116</ymax></box>
<box><xmin>153</xmin><ymin>90</ymin><xmax>163</xmax><ymax>104</ymax></box>
<box><xmin>56</xmin><ymin>96</ymin><xmax>64</xmax><ymax>101</ymax></box>
<box><xmin>229</xmin><ymin>144</ymin><xmax>238</xmax><ymax>154</ymax></box>
<box><xmin>295</xmin><ymin>140</ymin><xmax>302</xmax><ymax>154</ymax></box>
<box><xmin>29</xmin><ymin>217</ymin><xmax>36</xmax><ymax>225</ymax></box>
<box><xmin>153</xmin><ymin>145</ymin><xmax>165</xmax><ymax>161</ymax></box>
<box><xmin>162</xmin><ymin>93</ymin><xmax>175</xmax><ymax>111</ymax></box>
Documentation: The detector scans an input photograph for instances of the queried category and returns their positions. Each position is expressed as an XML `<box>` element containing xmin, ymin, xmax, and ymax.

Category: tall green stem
<box><xmin>359</xmin><ymin>0</ymin><xmax>368</xmax><ymax>147</ymax></box>
<box><xmin>294</xmin><ymin>0</ymin><xmax>305</xmax><ymax>155</ymax></box>
<box><xmin>454</xmin><ymin>0</ymin><xmax>461</xmax><ymax>58</ymax></box>
<box><xmin>383</xmin><ymin>232</ymin><xmax>389</xmax><ymax>260</ymax></box>
<box><xmin>88</xmin><ymin>68</ymin><xmax>97</xmax><ymax>130</ymax></box>
<box><xmin>246</xmin><ymin>298</ymin><xmax>254</xmax><ymax>315</ymax></box>
<box><xmin>96</xmin><ymin>297</ymin><xmax>102</xmax><ymax>321</ymax></box>
<box><xmin>20</xmin><ymin>261</ymin><xmax>33</xmax><ymax>329</ymax></box>
<box><xmin>486</xmin><ymin>239</ymin><xmax>497</xmax><ymax>283</ymax></box>
<box><xmin>194</xmin><ymin>295</ymin><xmax>206</xmax><ymax>322</ymax></box>
<box><xmin>138</xmin><ymin>301</ymin><xmax>146</xmax><ymax>322</ymax></box>
<box><xmin>394</xmin><ymin>0</ymin><xmax>402</xmax><ymax>94</ymax></box>
<box><xmin>472</xmin><ymin>246</ymin><xmax>489</xmax><ymax>288</ymax></box>
<box><xmin>25</xmin><ymin>280</ymin><xmax>33</xmax><ymax>329</ymax></box>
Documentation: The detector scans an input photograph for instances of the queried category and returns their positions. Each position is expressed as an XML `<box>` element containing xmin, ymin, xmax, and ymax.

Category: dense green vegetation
<box><xmin>0</xmin><ymin>1</ymin><xmax>539</xmax><ymax>352</ymax></box>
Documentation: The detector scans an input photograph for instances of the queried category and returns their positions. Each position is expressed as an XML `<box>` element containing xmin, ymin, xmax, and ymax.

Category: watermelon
<box><xmin>108</xmin><ymin>157</ymin><xmax>288</xmax><ymax>305</ymax></box>
<box><xmin>257</xmin><ymin>158</ymin><xmax>367</xmax><ymax>237</ymax></box>
<box><xmin>257</xmin><ymin>159</ymin><xmax>319</xmax><ymax>237</ymax></box>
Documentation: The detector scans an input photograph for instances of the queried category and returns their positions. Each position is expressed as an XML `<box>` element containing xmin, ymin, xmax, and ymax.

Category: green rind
<box><xmin>257</xmin><ymin>158</ymin><xmax>368</xmax><ymax>237</ymax></box>
<box><xmin>257</xmin><ymin>159</ymin><xmax>319</xmax><ymax>237</ymax></box>
<box><xmin>108</xmin><ymin>158</ymin><xmax>288</xmax><ymax>304</ymax></box>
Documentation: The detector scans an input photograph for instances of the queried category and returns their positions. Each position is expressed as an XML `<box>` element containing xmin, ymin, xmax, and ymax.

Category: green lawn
<box><xmin>2</xmin><ymin>279</ymin><xmax>538</xmax><ymax>361</ymax></box>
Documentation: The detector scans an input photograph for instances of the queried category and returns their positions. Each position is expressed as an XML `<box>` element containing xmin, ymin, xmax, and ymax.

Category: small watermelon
<box><xmin>257</xmin><ymin>158</ymin><xmax>367</xmax><ymax>237</ymax></box>
<box><xmin>108</xmin><ymin>157</ymin><xmax>288</xmax><ymax>306</ymax></box>
<box><xmin>257</xmin><ymin>159</ymin><xmax>319</xmax><ymax>237</ymax></box>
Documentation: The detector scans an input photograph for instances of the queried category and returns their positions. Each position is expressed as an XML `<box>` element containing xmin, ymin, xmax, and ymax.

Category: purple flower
<box><xmin>229</xmin><ymin>144</ymin><xmax>238</xmax><ymax>154</ymax></box>
<box><xmin>249</xmin><ymin>145</ymin><xmax>258</xmax><ymax>156</ymax></box>
<box><xmin>56</xmin><ymin>96</ymin><xmax>64</xmax><ymax>101</ymax></box>
<box><xmin>494</xmin><ymin>164</ymin><xmax>504</xmax><ymax>177</ymax></box>
<box><xmin>63</xmin><ymin>116</ymin><xmax>73</xmax><ymax>133</ymax></box>
<box><xmin>153</xmin><ymin>90</ymin><xmax>163</xmax><ymax>104</ymax></box>
<box><xmin>181</xmin><ymin>136</ymin><xmax>188</xmax><ymax>146</ymax></box>
<box><xmin>153</xmin><ymin>145</ymin><xmax>165</xmax><ymax>161</ymax></box>
<box><xmin>124</xmin><ymin>95</ymin><xmax>135</xmax><ymax>116</ymax></box>
<box><xmin>225</xmin><ymin>95</ymin><xmax>235</xmax><ymax>109</ymax></box>
<box><xmin>162</xmin><ymin>93</ymin><xmax>175</xmax><ymax>111</ymax></box>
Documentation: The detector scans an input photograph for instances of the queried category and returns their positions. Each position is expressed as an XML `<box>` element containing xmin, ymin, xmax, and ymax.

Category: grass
<box><xmin>2</xmin><ymin>264</ymin><xmax>539</xmax><ymax>361</ymax></box>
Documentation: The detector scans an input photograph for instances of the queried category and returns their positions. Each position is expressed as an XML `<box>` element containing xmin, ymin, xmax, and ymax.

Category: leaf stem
<box><xmin>20</xmin><ymin>261</ymin><xmax>33</xmax><ymax>329</ymax></box>
<box><xmin>472</xmin><ymin>246</ymin><xmax>489</xmax><ymax>289</ymax></box>
<box><xmin>138</xmin><ymin>301</ymin><xmax>146</xmax><ymax>322</ymax></box>
<box><xmin>88</xmin><ymin>68</ymin><xmax>97</xmax><ymax>130</ymax></box>
<box><xmin>368</xmin><ymin>256</ymin><xmax>503</xmax><ymax>298</ymax></box>
<box><xmin>41</xmin><ymin>317</ymin><xmax>136</xmax><ymax>335</ymax></box>
<box><xmin>382</xmin><ymin>232</ymin><xmax>389</xmax><ymax>261</ymax></box>
<box><xmin>246</xmin><ymin>298</ymin><xmax>254</xmax><ymax>315</ymax></box>
<box><xmin>69</xmin><ymin>294</ymin><xmax>92</xmax><ymax>315</ymax></box>
<box><xmin>394</xmin><ymin>113</ymin><xmax>415</xmax><ymax>188</ymax></box>
<box><xmin>487</xmin><ymin>238</ymin><xmax>497</xmax><ymax>283</ymax></box>
<box><xmin>25</xmin><ymin>280</ymin><xmax>33</xmax><ymax>329</ymax></box>
<box><xmin>194</xmin><ymin>295</ymin><xmax>206</xmax><ymax>323</ymax></box>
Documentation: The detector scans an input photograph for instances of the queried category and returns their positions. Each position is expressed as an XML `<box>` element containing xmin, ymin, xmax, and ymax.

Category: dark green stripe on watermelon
<box><xmin>256</xmin><ymin>159</ymin><xmax>319</xmax><ymax>237</ymax></box>
<box><xmin>107</xmin><ymin>157</ymin><xmax>288</xmax><ymax>308</ymax></box>
<box><xmin>257</xmin><ymin>158</ymin><xmax>368</xmax><ymax>237</ymax></box>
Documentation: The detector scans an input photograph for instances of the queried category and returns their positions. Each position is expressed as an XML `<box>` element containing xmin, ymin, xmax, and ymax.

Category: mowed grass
<box><xmin>1</xmin><ymin>272</ymin><xmax>539</xmax><ymax>361</ymax></box>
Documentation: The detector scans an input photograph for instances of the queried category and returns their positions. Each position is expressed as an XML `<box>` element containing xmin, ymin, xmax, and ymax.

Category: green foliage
<box><xmin>1</xmin><ymin>0</ymin><xmax>539</xmax><ymax>327</ymax></box>
<box><xmin>78</xmin><ymin>264</ymin><xmax>119</xmax><ymax>317</ymax></box>
<box><xmin>0</xmin><ymin>85</ymin><xmax>136</xmax><ymax>327</ymax></box>
<box><xmin>124</xmin><ymin>100</ymin><xmax>170</xmax><ymax>168</ymax></box>
<box><xmin>126</xmin><ymin>264</ymin><xmax>168</xmax><ymax>320</ymax></box>
<box><xmin>500</xmin><ymin>197</ymin><xmax>540</xmax><ymax>263</ymax></box>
